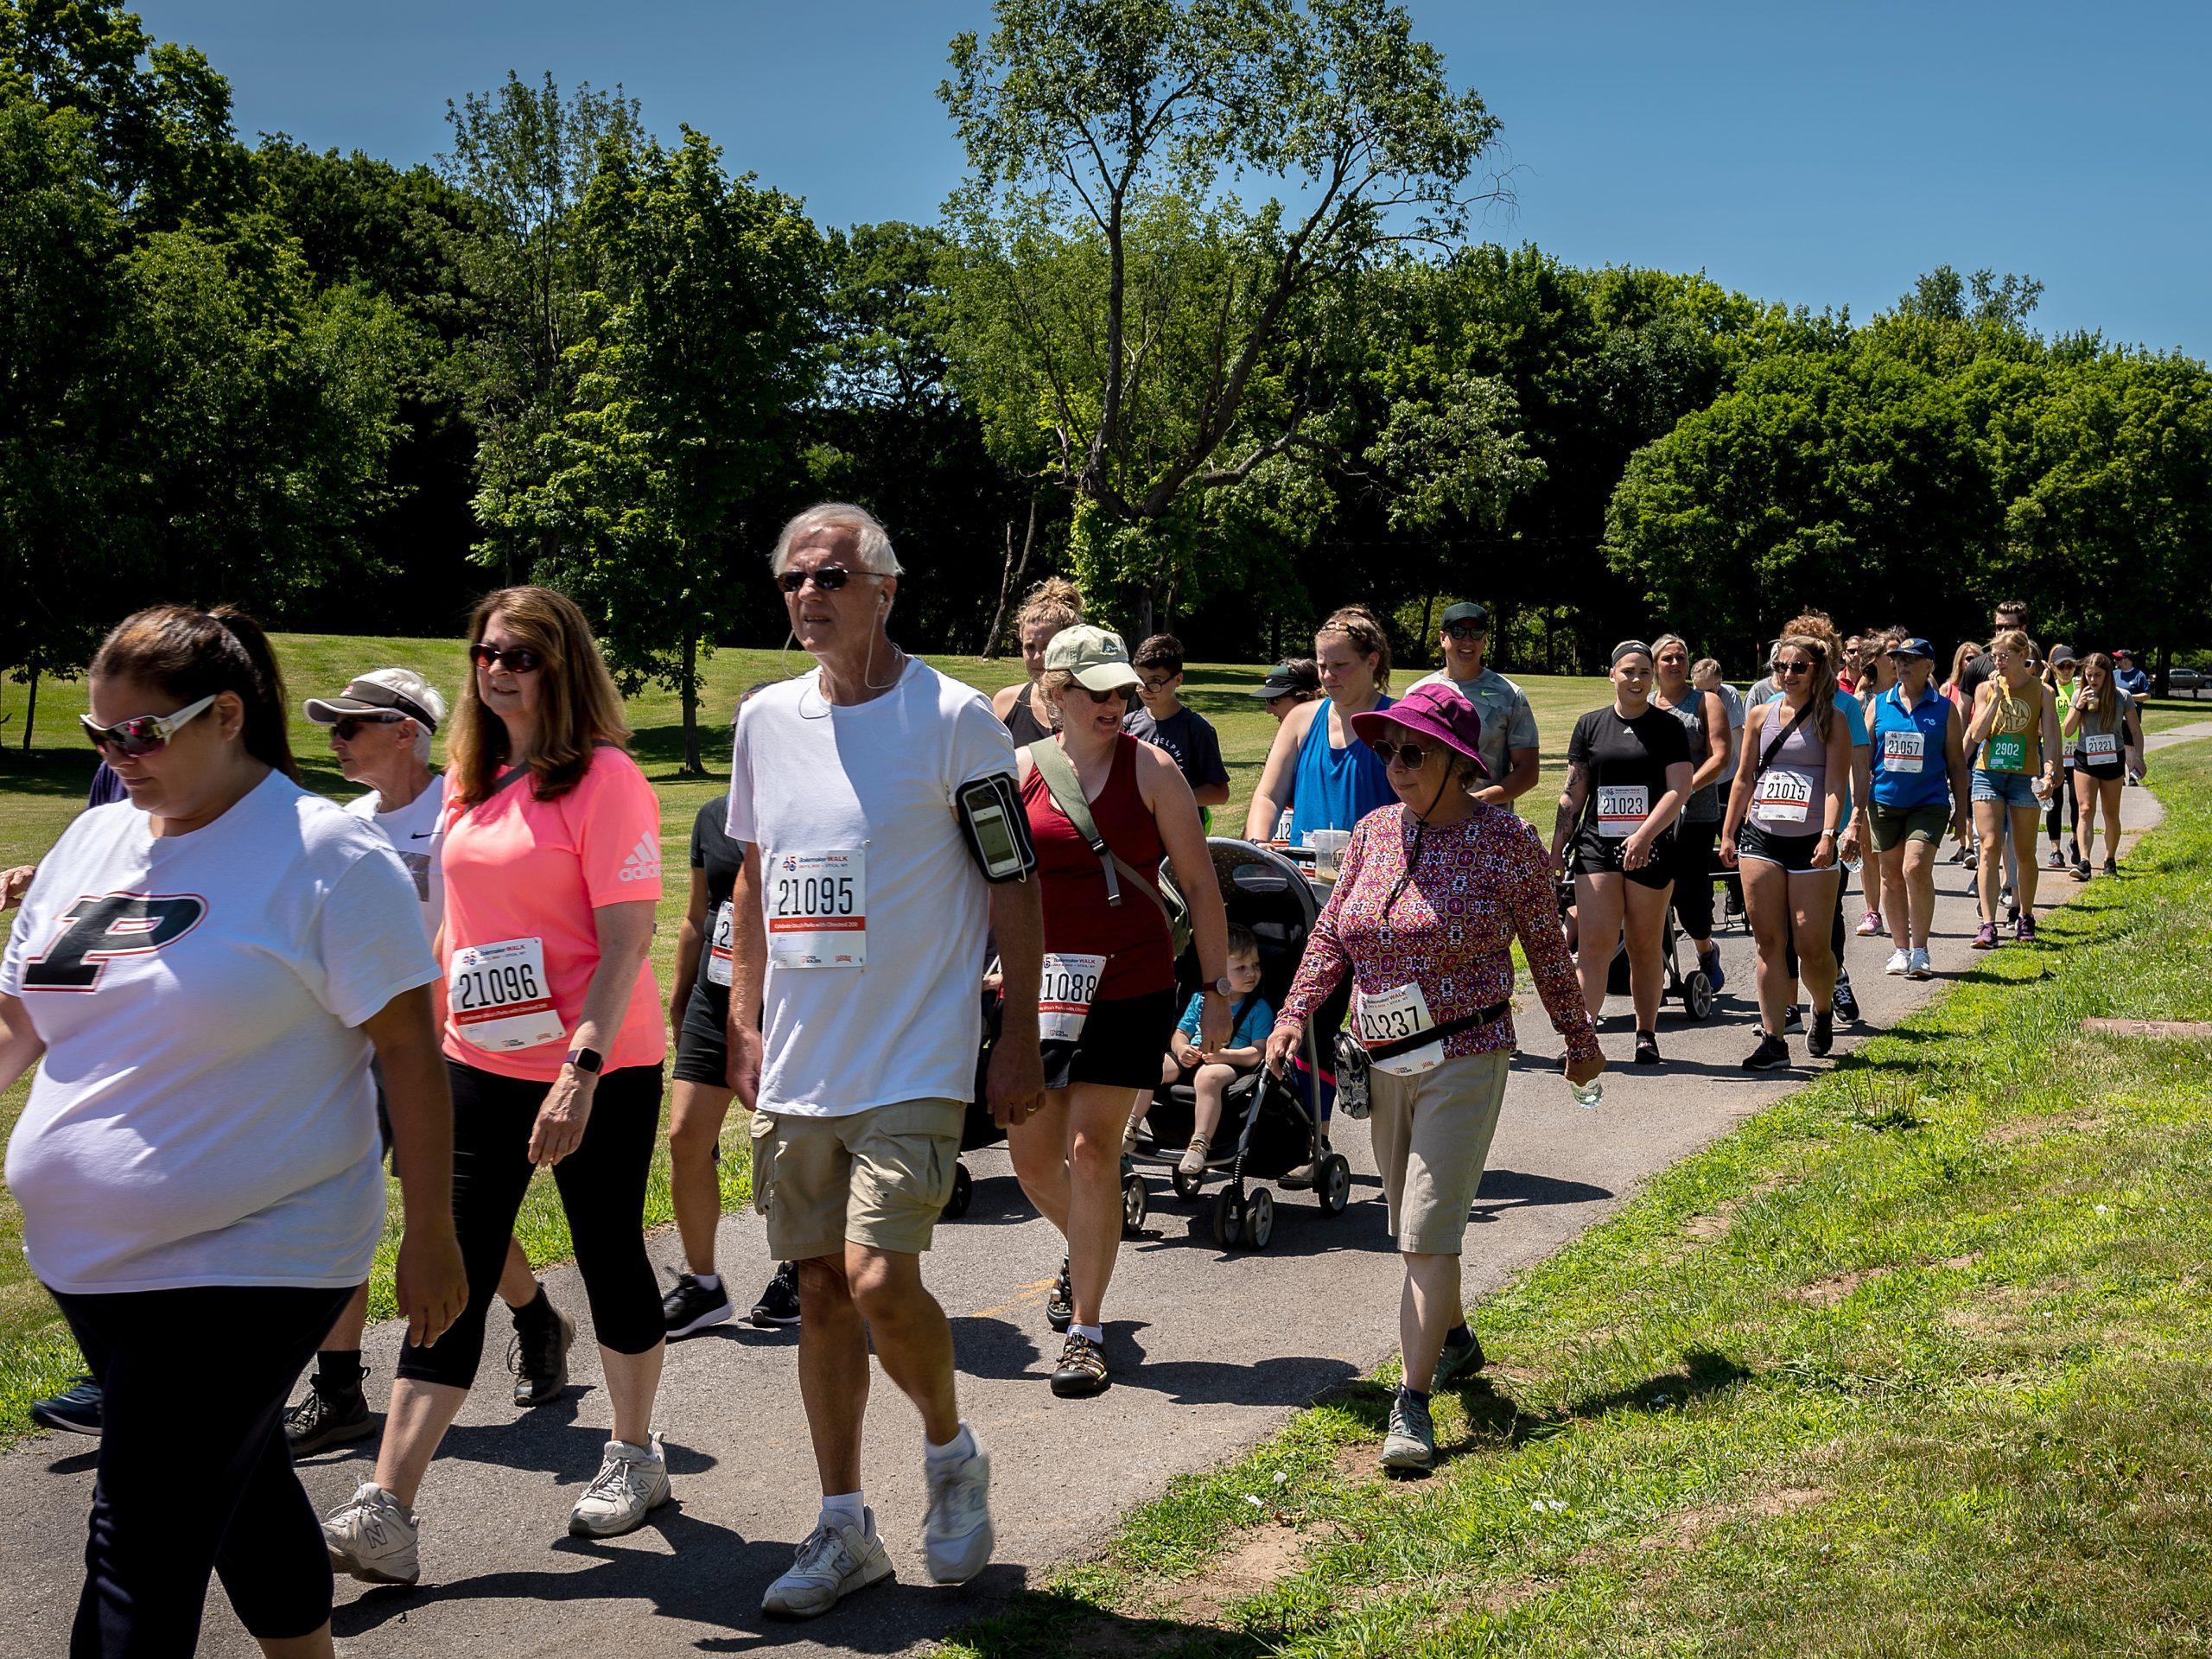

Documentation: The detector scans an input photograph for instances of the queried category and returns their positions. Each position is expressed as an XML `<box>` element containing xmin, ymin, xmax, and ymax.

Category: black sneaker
<box><xmin>2103</xmin><ymin>858</ymin><xmax>2118</xmax><ymax>877</ymax></box>
<box><xmin>509</xmin><ymin>1300</ymin><xmax>575</xmax><ymax>1408</ymax></box>
<box><xmin>1784</xmin><ymin>1004</ymin><xmax>1804</xmax><ymax>1031</ymax></box>
<box><xmin>286</xmin><ymin>1374</ymin><xmax>375</xmax><ymax>1456</ymax></box>
<box><xmin>1742</xmin><ymin>1033</ymin><xmax>1790</xmax><ymax>1071</ymax></box>
<box><xmin>1808</xmin><ymin>1011</ymin><xmax>1834</xmax><ymax>1058</ymax></box>
<box><xmin>750</xmin><ymin>1262</ymin><xmax>802</xmax><ymax>1328</ymax></box>
<box><xmin>1831</xmin><ymin>975</ymin><xmax>1860</xmax><ymax>1024</ymax></box>
<box><xmin>663</xmin><ymin>1270</ymin><xmax>734</xmax><ymax>1338</ymax></box>
<box><xmin>1046</xmin><ymin>1255</ymin><xmax>1074</xmax><ymax>1333</ymax></box>
<box><xmin>1633</xmin><ymin>1031</ymin><xmax>1661</xmax><ymax>1066</ymax></box>
<box><xmin>29</xmin><ymin>1376</ymin><xmax>103</xmax><ymax>1437</ymax></box>
<box><xmin>1050</xmin><ymin>1332</ymin><xmax>1109</xmax><ymax>1397</ymax></box>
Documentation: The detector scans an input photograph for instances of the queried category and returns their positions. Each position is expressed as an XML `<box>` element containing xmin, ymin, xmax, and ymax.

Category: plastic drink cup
<box><xmin>1308</xmin><ymin>829</ymin><xmax>1351</xmax><ymax>880</ymax></box>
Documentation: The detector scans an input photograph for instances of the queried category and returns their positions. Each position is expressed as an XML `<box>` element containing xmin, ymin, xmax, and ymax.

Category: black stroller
<box><xmin>1557</xmin><ymin>872</ymin><xmax>1716</xmax><ymax>1020</ymax></box>
<box><xmin>1128</xmin><ymin>838</ymin><xmax>1353</xmax><ymax>1251</ymax></box>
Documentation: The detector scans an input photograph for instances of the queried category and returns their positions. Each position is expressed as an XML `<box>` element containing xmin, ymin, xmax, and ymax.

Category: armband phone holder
<box><xmin>956</xmin><ymin>773</ymin><xmax>1036</xmax><ymax>883</ymax></box>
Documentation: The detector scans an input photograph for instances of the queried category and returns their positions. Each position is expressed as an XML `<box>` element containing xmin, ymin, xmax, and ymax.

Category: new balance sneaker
<box><xmin>1046</xmin><ymin>1256</ymin><xmax>1073</xmax><ymax>1333</ymax></box>
<box><xmin>762</xmin><ymin>1510</ymin><xmax>893</xmax><ymax>1618</ymax></box>
<box><xmin>922</xmin><ymin>1433</ymin><xmax>995</xmax><ymax>1585</ymax></box>
<box><xmin>1972</xmin><ymin>921</ymin><xmax>1999</xmax><ymax>949</ymax></box>
<box><xmin>662</xmin><ymin>1270</ymin><xmax>734</xmax><ymax>1338</ymax></box>
<box><xmin>28</xmin><ymin>1376</ymin><xmax>103</xmax><ymax>1437</ymax></box>
<box><xmin>509</xmin><ymin>1300</ymin><xmax>575</xmax><ymax>1408</ymax></box>
<box><xmin>286</xmin><ymin>1372</ymin><xmax>375</xmax><ymax>1456</ymax></box>
<box><xmin>1906</xmin><ymin>947</ymin><xmax>1934</xmax><ymax>980</ymax></box>
<box><xmin>752</xmin><ymin>1261</ymin><xmax>802</xmax><ymax>1328</ymax></box>
<box><xmin>569</xmin><ymin>1434</ymin><xmax>671</xmax><ymax>1537</ymax></box>
<box><xmin>1430</xmin><ymin>1325</ymin><xmax>1486</xmax><ymax>1391</ymax></box>
<box><xmin>322</xmin><ymin>1482</ymin><xmax>420</xmax><ymax>1586</ymax></box>
<box><xmin>1882</xmin><ymin>947</ymin><xmax>1911</xmax><ymax>976</ymax></box>
<box><xmin>1857</xmin><ymin>908</ymin><xmax>1884</xmax><ymax>937</ymax></box>
<box><xmin>1380</xmin><ymin>1394</ymin><xmax>1435</xmax><ymax>1471</ymax></box>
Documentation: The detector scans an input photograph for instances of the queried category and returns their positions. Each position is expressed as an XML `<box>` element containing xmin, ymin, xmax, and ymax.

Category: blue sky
<box><xmin>143</xmin><ymin>0</ymin><xmax>2211</xmax><ymax>357</ymax></box>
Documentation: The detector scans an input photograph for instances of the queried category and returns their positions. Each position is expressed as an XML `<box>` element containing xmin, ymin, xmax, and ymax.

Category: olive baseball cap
<box><xmin>1043</xmin><ymin>625</ymin><xmax>1143</xmax><ymax>693</ymax></box>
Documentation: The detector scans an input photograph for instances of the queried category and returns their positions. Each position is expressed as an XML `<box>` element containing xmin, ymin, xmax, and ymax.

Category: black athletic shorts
<box><xmin>1569</xmin><ymin>826</ymin><xmax>1676</xmax><ymax>893</ymax></box>
<box><xmin>2076</xmin><ymin>758</ymin><xmax>2125</xmax><ymax>784</ymax></box>
<box><xmin>672</xmin><ymin>979</ymin><xmax>732</xmax><ymax>1087</ymax></box>
<box><xmin>1042</xmin><ymin>988</ymin><xmax>1180</xmax><ymax>1093</ymax></box>
<box><xmin>1735</xmin><ymin>820</ymin><xmax>1832</xmax><ymax>874</ymax></box>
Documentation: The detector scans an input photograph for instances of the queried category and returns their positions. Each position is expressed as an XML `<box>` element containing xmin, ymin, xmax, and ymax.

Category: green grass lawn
<box><xmin>2136</xmin><ymin>696</ymin><xmax>2212</xmax><ymax>736</ymax></box>
<box><xmin>0</xmin><ymin>632</ymin><xmax>1606</xmax><ymax>1434</ymax></box>
<box><xmin>944</xmin><ymin>739</ymin><xmax>2212</xmax><ymax>1659</ymax></box>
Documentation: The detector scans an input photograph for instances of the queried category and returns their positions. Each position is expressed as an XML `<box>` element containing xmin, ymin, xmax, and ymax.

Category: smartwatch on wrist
<box><xmin>565</xmin><ymin>1046</ymin><xmax>604</xmax><ymax>1075</ymax></box>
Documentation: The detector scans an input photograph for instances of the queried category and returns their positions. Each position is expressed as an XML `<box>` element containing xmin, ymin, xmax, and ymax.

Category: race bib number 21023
<box><xmin>767</xmin><ymin>849</ymin><xmax>866</xmax><ymax>968</ymax></box>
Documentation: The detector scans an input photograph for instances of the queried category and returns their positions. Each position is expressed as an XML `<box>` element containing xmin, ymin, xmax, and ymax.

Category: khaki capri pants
<box><xmin>1367</xmin><ymin>1050</ymin><xmax>1510</xmax><ymax>1255</ymax></box>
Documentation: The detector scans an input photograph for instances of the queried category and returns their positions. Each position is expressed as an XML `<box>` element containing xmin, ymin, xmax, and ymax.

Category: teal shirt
<box><xmin>1178</xmin><ymin>992</ymin><xmax>1274</xmax><ymax>1050</ymax></box>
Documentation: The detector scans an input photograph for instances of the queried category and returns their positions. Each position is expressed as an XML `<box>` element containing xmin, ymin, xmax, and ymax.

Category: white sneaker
<box><xmin>1907</xmin><ymin>947</ymin><xmax>1934</xmax><ymax>980</ymax></box>
<box><xmin>762</xmin><ymin>1510</ymin><xmax>893</xmax><ymax>1618</ymax></box>
<box><xmin>921</xmin><ymin>1433</ymin><xmax>995</xmax><ymax>1585</ymax></box>
<box><xmin>569</xmin><ymin>1433</ymin><xmax>671</xmax><ymax>1537</ymax></box>
<box><xmin>1882</xmin><ymin>947</ymin><xmax>1910</xmax><ymax>976</ymax></box>
<box><xmin>322</xmin><ymin>1481</ymin><xmax>420</xmax><ymax>1586</ymax></box>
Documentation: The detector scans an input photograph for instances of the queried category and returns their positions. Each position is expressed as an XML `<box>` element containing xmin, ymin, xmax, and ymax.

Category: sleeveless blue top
<box><xmin>1287</xmin><ymin>695</ymin><xmax>1396</xmax><ymax>846</ymax></box>
<box><xmin>1870</xmin><ymin>683</ymin><xmax>1955</xmax><ymax>809</ymax></box>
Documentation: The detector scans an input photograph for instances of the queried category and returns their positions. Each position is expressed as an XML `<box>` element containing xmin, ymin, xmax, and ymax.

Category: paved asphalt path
<box><xmin>0</xmin><ymin>750</ymin><xmax>2192</xmax><ymax>1656</ymax></box>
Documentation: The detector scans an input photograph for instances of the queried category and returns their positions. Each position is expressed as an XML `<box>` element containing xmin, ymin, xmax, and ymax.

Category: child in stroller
<box><xmin>1146</xmin><ymin>925</ymin><xmax>1273</xmax><ymax>1174</ymax></box>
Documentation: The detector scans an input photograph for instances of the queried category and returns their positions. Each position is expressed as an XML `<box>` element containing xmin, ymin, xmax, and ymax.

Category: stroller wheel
<box><xmin>1683</xmin><ymin>969</ymin><xmax>1715</xmax><ymax>1021</ymax></box>
<box><xmin>941</xmin><ymin>1161</ymin><xmax>973</xmax><ymax>1220</ymax></box>
<box><xmin>1121</xmin><ymin>1169</ymin><xmax>1148</xmax><ymax>1237</ymax></box>
<box><xmin>1243</xmin><ymin>1187</ymin><xmax>1276</xmax><ymax>1249</ymax></box>
<box><xmin>1171</xmin><ymin>1164</ymin><xmax>1205</xmax><ymax>1201</ymax></box>
<box><xmin>1211</xmin><ymin>1189</ymin><xmax>1246</xmax><ymax>1252</ymax></box>
<box><xmin>1316</xmin><ymin>1153</ymin><xmax>1352</xmax><ymax>1216</ymax></box>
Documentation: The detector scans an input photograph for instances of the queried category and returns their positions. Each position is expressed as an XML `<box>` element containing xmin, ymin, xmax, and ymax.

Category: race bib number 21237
<box><xmin>767</xmin><ymin>849</ymin><xmax>867</xmax><ymax>968</ymax></box>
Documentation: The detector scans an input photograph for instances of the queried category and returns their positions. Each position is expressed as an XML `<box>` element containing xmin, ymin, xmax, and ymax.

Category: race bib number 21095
<box><xmin>767</xmin><ymin>849</ymin><xmax>867</xmax><ymax>968</ymax></box>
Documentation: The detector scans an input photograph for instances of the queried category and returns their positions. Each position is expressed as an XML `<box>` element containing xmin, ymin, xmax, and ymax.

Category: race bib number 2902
<box><xmin>767</xmin><ymin>849</ymin><xmax>866</xmax><ymax>968</ymax></box>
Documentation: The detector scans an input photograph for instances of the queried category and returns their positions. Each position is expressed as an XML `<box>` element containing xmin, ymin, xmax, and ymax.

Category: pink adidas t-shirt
<box><xmin>438</xmin><ymin>746</ymin><xmax>666</xmax><ymax>1081</ymax></box>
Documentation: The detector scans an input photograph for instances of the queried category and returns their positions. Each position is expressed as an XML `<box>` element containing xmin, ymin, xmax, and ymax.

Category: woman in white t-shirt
<box><xmin>0</xmin><ymin>606</ymin><xmax>465</xmax><ymax>1659</ymax></box>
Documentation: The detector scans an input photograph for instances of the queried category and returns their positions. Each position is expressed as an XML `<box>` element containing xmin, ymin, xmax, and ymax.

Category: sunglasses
<box><xmin>470</xmin><ymin>644</ymin><xmax>543</xmax><ymax>673</ymax></box>
<box><xmin>80</xmin><ymin>694</ymin><xmax>218</xmax><ymax>758</ymax></box>
<box><xmin>1073</xmin><ymin>683</ymin><xmax>1131</xmax><ymax>705</ymax></box>
<box><xmin>1773</xmin><ymin>661</ymin><xmax>1815</xmax><ymax>677</ymax></box>
<box><xmin>1441</xmin><ymin>622</ymin><xmax>1486</xmax><ymax>642</ymax></box>
<box><xmin>776</xmin><ymin>565</ymin><xmax>881</xmax><ymax>594</ymax></box>
<box><xmin>333</xmin><ymin>714</ymin><xmax>404</xmax><ymax>741</ymax></box>
<box><xmin>1366</xmin><ymin>738</ymin><xmax>1432</xmax><ymax>769</ymax></box>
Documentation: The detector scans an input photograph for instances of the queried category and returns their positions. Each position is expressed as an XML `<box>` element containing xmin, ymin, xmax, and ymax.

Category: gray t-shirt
<box><xmin>1408</xmin><ymin>665</ymin><xmax>1540</xmax><ymax>786</ymax></box>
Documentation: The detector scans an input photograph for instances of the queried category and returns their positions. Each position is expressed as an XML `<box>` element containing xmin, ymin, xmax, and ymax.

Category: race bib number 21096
<box><xmin>767</xmin><ymin>849</ymin><xmax>866</xmax><ymax>968</ymax></box>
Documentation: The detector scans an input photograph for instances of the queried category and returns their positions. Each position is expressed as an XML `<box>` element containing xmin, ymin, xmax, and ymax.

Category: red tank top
<box><xmin>1021</xmin><ymin>734</ymin><xmax>1175</xmax><ymax>999</ymax></box>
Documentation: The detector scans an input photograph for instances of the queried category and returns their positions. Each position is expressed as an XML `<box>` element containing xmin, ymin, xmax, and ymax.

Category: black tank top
<box><xmin>1004</xmin><ymin>686</ymin><xmax>1054</xmax><ymax>747</ymax></box>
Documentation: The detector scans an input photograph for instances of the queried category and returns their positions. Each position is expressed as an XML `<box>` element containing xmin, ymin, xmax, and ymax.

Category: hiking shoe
<box><xmin>1831</xmin><ymin>974</ymin><xmax>1860</xmax><ymax>1023</ymax></box>
<box><xmin>1742</xmin><ymin>1033</ymin><xmax>1790</xmax><ymax>1071</ymax></box>
<box><xmin>762</xmin><ymin>1511</ymin><xmax>893</xmax><ymax>1618</ymax></box>
<box><xmin>1972</xmin><ymin>921</ymin><xmax>1999</xmax><ymax>949</ymax></box>
<box><xmin>1430</xmin><ymin>1327</ymin><xmax>1486</xmax><ymax>1392</ymax></box>
<box><xmin>1050</xmin><ymin>1332</ymin><xmax>1110</xmax><ymax>1397</ymax></box>
<box><xmin>1808</xmin><ymin>1011</ymin><xmax>1834</xmax><ymax>1059</ymax></box>
<box><xmin>1697</xmin><ymin>944</ymin><xmax>1726</xmax><ymax>993</ymax></box>
<box><xmin>1857</xmin><ymin>908</ymin><xmax>1884</xmax><ymax>936</ymax></box>
<box><xmin>569</xmin><ymin>1434</ymin><xmax>671</xmax><ymax>1537</ymax></box>
<box><xmin>752</xmin><ymin>1261</ymin><xmax>802</xmax><ymax>1328</ymax></box>
<box><xmin>1380</xmin><ymin>1395</ymin><xmax>1435</xmax><ymax>1471</ymax></box>
<box><xmin>29</xmin><ymin>1376</ymin><xmax>103</xmax><ymax>1437</ymax></box>
<box><xmin>2016</xmin><ymin>913</ymin><xmax>2037</xmax><ymax>943</ymax></box>
<box><xmin>921</xmin><ymin>1435</ymin><xmax>995</xmax><ymax>1585</ymax></box>
<box><xmin>1882</xmin><ymin>947</ymin><xmax>1910</xmax><ymax>976</ymax></box>
<box><xmin>286</xmin><ymin>1375</ymin><xmax>374</xmax><ymax>1456</ymax></box>
<box><xmin>1046</xmin><ymin>1256</ymin><xmax>1073</xmax><ymax>1333</ymax></box>
<box><xmin>662</xmin><ymin>1270</ymin><xmax>734</xmax><ymax>1339</ymax></box>
<box><xmin>1906</xmin><ymin>948</ymin><xmax>1934</xmax><ymax>980</ymax></box>
<box><xmin>1176</xmin><ymin>1135</ymin><xmax>1211</xmax><ymax>1177</ymax></box>
<box><xmin>323</xmin><ymin>1482</ymin><xmax>420</xmax><ymax>1586</ymax></box>
<box><xmin>1633</xmin><ymin>1032</ymin><xmax>1661</xmax><ymax>1066</ymax></box>
<box><xmin>509</xmin><ymin>1302</ymin><xmax>574</xmax><ymax>1408</ymax></box>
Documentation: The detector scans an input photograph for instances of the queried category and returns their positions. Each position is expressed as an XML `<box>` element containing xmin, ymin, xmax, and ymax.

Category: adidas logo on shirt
<box><xmin>618</xmin><ymin>833</ymin><xmax>661</xmax><ymax>883</ymax></box>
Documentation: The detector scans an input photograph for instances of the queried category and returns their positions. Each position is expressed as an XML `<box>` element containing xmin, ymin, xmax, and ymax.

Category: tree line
<box><xmin>7</xmin><ymin>0</ymin><xmax>2209</xmax><ymax>766</ymax></box>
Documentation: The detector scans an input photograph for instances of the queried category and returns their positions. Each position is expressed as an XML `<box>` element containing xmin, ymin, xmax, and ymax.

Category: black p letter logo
<box><xmin>23</xmin><ymin>894</ymin><xmax>207</xmax><ymax>991</ymax></box>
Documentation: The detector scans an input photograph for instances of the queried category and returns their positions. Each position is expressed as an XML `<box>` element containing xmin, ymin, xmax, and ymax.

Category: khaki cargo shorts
<box><xmin>1366</xmin><ymin>1050</ymin><xmax>1510</xmax><ymax>1256</ymax></box>
<box><xmin>750</xmin><ymin>1098</ymin><xmax>965</xmax><ymax>1262</ymax></box>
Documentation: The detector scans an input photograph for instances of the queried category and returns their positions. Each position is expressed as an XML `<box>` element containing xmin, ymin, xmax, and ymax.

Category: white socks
<box><xmin>820</xmin><ymin>1491</ymin><xmax>868</xmax><ymax>1535</ymax></box>
<box><xmin>1069</xmin><ymin>1322</ymin><xmax>1103</xmax><ymax>1344</ymax></box>
<box><xmin>691</xmin><ymin>1272</ymin><xmax>721</xmax><ymax>1292</ymax></box>
<box><xmin>925</xmin><ymin>1421</ymin><xmax>976</xmax><ymax>1466</ymax></box>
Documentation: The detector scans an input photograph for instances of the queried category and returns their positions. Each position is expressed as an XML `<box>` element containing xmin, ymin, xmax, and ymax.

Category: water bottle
<box><xmin>1570</xmin><ymin>1077</ymin><xmax>1604</xmax><ymax>1111</ymax></box>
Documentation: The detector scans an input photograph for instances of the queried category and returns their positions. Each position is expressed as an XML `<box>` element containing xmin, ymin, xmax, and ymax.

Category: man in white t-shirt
<box><xmin>1408</xmin><ymin>602</ymin><xmax>1541</xmax><ymax>804</ymax></box>
<box><xmin>291</xmin><ymin>666</ymin><xmax>561</xmax><ymax>1454</ymax></box>
<box><xmin>727</xmin><ymin>503</ymin><xmax>1046</xmax><ymax>1620</ymax></box>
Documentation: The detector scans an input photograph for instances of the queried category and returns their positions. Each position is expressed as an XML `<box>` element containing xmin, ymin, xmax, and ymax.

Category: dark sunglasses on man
<box><xmin>80</xmin><ymin>694</ymin><xmax>218</xmax><ymax>758</ymax></box>
<box><xmin>776</xmin><ymin>565</ymin><xmax>882</xmax><ymax>594</ymax></box>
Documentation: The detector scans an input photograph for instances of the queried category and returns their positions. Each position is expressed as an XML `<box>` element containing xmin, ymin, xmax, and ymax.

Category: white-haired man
<box><xmin>286</xmin><ymin>667</ymin><xmax>567</xmax><ymax>1454</ymax></box>
<box><xmin>728</xmin><ymin>503</ymin><xmax>1046</xmax><ymax>1618</ymax></box>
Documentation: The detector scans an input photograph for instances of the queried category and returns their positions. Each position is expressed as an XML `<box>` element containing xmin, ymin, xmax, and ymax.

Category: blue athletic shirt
<box><xmin>1870</xmin><ymin>684</ymin><xmax>1955</xmax><ymax>810</ymax></box>
<box><xmin>1287</xmin><ymin>696</ymin><xmax>1396</xmax><ymax>846</ymax></box>
<box><xmin>1177</xmin><ymin>991</ymin><xmax>1275</xmax><ymax>1051</ymax></box>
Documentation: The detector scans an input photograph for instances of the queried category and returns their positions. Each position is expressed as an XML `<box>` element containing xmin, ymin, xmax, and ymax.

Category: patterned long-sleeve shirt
<box><xmin>1275</xmin><ymin>802</ymin><xmax>1600</xmax><ymax>1065</ymax></box>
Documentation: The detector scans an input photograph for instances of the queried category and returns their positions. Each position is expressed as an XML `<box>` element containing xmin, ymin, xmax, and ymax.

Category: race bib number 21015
<box><xmin>767</xmin><ymin>849</ymin><xmax>866</xmax><ymax>968</ymax></box>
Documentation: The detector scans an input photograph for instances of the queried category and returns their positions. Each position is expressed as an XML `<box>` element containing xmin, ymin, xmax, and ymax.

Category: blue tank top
<box><xmin>1870</xmin><ymin>684</ymin><xmax>1954</xmax><ymax>809</ymax></box>
<box><xmin>1287</xmin><ymin>695</ymin><xmax>1396</xmax><ymax>846</ymax></box>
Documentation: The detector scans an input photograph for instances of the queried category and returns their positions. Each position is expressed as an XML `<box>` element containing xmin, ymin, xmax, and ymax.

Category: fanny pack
<box><xmin>1363</xmin><ymin>998</ymin><xmax>1510</xmax><ymax>1062</ymax></box>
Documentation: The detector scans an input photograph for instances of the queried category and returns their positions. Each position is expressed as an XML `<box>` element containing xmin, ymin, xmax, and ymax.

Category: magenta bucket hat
<box><xmin>1348</xmin><ymin>682</ymin><xmax>1491</xmax><ymax>779</ymax></box>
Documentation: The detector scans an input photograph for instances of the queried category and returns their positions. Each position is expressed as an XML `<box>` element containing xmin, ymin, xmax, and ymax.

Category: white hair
<box><xmin>357</xmin><ymin>666</ymin><xmax>446</xmax><ymax>765</ymax></box>
<box><xmin>770</xmin><ymin>502</ymin><xmax>902</xmax><ymax>578</ymax></box>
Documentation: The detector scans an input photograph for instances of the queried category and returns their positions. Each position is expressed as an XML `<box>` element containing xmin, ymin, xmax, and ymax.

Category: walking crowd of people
<box><xmin>0</xmin><ymin>511</ymin><xmax>2156</xmax><ymax>1651</ymax></box>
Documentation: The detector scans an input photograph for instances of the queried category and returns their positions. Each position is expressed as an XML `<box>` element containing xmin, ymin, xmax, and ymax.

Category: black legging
<box><xmin>2046</xmin><ymin>765</ymin><xmax>2080</xmax><ymax>852</ymax></box>
<box><xmin>55</xmin><ymin>1282</ymin><xmax>350</xmax><ymax>1655</ymax></box>
<box><xmin>397</xmin><ymin>1060</ymin><xmax>664</xmax><ymax>1388</ymax></box>
<box><xmin>1670</xmin><ymin>819</ymin><xmax>1720</xmax><ymax>942</ymax></box>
